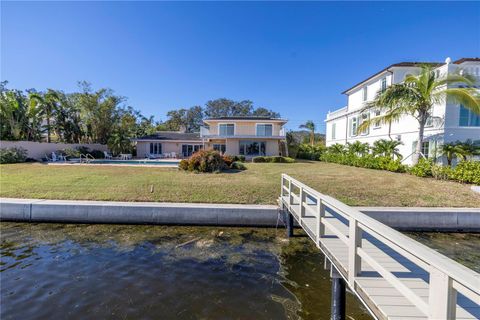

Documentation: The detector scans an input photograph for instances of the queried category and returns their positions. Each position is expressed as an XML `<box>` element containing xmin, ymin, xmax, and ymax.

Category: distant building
<box><xmin>134</xmin><ymin>116</ymin><xmax>287</xmax><ymax>158</ymax></box>
<box><xmin>325</xmin><ymin>57</ymin><xmax>480</xmax><ymax>165</ymax></box>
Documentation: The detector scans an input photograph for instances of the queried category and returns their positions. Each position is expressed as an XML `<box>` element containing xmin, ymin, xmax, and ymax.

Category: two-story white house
<box><xmin>325</xmin><ymin>57</ymin><xmax>480</xmax><ymax>165</ymax></box>
<box><xmin>134</xmin><ymin>116</ymin><xmax>288</xmax><ymax>158</ymax></box>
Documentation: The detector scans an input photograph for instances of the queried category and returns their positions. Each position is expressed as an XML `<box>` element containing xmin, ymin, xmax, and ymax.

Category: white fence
<box><xmin>0</xmin><ymin>141</ymin><xmax>108</xmax><ymax>160</ymax></box>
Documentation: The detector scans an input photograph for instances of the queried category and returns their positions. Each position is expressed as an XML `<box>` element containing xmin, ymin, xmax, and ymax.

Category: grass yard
<box><xmin>0</xmin><ymin>161</ymin><xmax>479</xmax><ymax>207</ymax></box>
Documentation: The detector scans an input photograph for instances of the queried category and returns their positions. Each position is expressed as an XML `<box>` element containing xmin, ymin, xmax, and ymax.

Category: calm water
<box><xmin>1</xmin><ymin>223</ymin><xmax>371</xmax><ymax>320</ymax></box>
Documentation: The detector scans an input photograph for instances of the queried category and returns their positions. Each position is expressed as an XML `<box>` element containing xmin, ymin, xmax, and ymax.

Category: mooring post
<box><xmin>331</xmin><ymin>266</ymin><xmax>346</xmax><ymax>320</ymax></box>
<box><xmin>285</xmin><ymin>211</ymin><xmax>294</xmax><ymax>237</ymax></box>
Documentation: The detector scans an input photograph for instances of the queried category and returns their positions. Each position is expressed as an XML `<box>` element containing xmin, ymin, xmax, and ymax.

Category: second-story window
<box><xmin>381</xmin><ymin>77</ymin><xmax>387</xmax><ymax>92</ymax></box>
<box><xmin>256</xmin><ymin>124</ymin><xmax>273</xmax><ymax>136</ymax></box>
<box><xmin>362</xmin><ymin>87</ymin><xmax>368</xmax><ymax>101</ymax></box>
<box><xmin>219</xmin><ymin>124</ymin><xmax>234</xmax><ymax>136</ymax></box>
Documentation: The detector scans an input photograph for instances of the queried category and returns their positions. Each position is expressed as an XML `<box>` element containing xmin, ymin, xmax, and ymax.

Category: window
<box><xmin>256</xmin><ymin>124</ymin><xmax>273</xmax><ymax>136</ymax></box>
<box><xmin>349</xmin><ymin>117</ymin><xmax>358</xmax><ymax>137</ymax></box>
<box><xmin>362</xmin><ymin>87</ymin><xmax>368</xmax><ymax>101</ymax></box>
<box><xmin>239</xmin><ymin>141</ymin><xmax>266</xmax><ymax>156</ymax></box>
<box><xmin>359</xmin><ymin>113</ymin><xmax>369</xmax><ymax>135</ymax></box>
<box><xmin>459</xmin><ymin>105</ymin><xmax>480</xmax><ymax>127</ymax></box>
<box><xmin>381</xmin><ymin>77</ymin><xmax>387</xmax><ymax>92</ymax></box>
<box><xmin>213</xmin><ymin>144</ymin><xmax>226</xmax><ymax>153</ymax></box>
<box><xmin>149</xmin><ymin>143</ymin><xmax>162</xmax><ymax>155</ymax></box>
<box><xmin>331</xmin><ymin>123</ymin><xmax>336</xmax><ymax>140</ymax></box>
<box><xmin>421</xmin><ymin>141</ymin><xmax>430</xmax><ymax>159</ymax></box>
<box><xmin>373</xmin><ymin>110</ymin><xmax>381</xmax><ymax>129</ymax></box>
<box><xmin>182</xmin><ymin>144</ymin><xmax>202</xmax><ymax>157</ymax></box>
<box><xmin>219</xmin><ymin>124</ymin><xmax>235</xmax><ymax>136</ymax></box>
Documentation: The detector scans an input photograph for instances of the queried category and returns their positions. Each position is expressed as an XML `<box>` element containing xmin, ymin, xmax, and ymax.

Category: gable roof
<box><xmin>342</xmin><ymin>61</ymin><xmax>442</xmax><ymax>95</ymax></box>
<box><xmin>134</xmin><ymin>131</ymin><xmax>201</xmax><ymax>141</ymax></box>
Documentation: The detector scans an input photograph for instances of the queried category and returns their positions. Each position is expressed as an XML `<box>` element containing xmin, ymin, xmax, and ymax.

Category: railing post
<box><xmin>331</xmin><ymin>266</ymin><xmax>346</xmax><ymax>320</ymax></box>
<box><xmin>299</xmin><ymin>186</ymin><xmax>305</xmax><ymax>218</ymax></box>
<box><xmin>288</xmin><ymin>179</ymin><xmax>293</xmax><ymax>206</ymax></box>
<box><xmin>428</xmin><ymin>268</ymin><xmax>456</xmax><ymax>320</ymax></box>
<box><xmin>348</xmin><ymin>217</ymin><xmax>362</xmax><ymax>286</ymax></box>
<box><xmin>316</xmin><ymin>198</ymin><xmax>325</xmax><ymax>247</ymax></box>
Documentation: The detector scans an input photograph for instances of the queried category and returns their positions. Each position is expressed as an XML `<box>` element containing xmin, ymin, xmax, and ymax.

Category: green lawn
<box><xmin>1</xmin><ymin>161</ymin><xmax>479</xmax><ymax>207</ymax></box>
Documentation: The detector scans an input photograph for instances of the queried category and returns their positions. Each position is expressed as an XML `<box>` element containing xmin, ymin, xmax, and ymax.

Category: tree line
<box><xmin>0</xmin><ymin>81</ymin><xmax>280</xmax><ymax>149</ymax></box>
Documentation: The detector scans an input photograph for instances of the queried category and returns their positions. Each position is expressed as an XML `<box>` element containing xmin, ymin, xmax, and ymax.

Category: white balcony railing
<box><xmin>200</xmin><ymin>126</ymin><xmax>286</xmax><ymax>138</ymax></box>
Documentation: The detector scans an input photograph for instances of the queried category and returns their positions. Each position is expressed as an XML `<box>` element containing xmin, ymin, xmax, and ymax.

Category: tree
<box><xmin>372</xmin><ymin>139</ymin><xmax>403</xmax><ymax>160</ymax></box>
<box><xmin>453</xmin><ymin>140</ymin><xmax>480</xmax><ymax>161</ymax></box>
<box><xmin>346</xmin><ymin>141</ymin><xmax>370</xmax><ymax>156</ymax></box>
<box><xmin>299</xmin><ymin>120</ymin><xmax>316</xmax><ymax>146</ymax></box>
<box><xmin>252</xmin><ymin>107</ymin><xmax>280</xmax><ymax>118</ymax></box>
<box><xmin>204</xmin><ymin>98</ymin><xmax>253</xmax><ymax>118</ymax></box>
<box><xmin>328</xmin><ymin>143</ymin><xmax>345</xmax><ymax>154</ymax></box>
<box><xmin>359</xmin><ymin>65</ymin><xmax>480</xmax><ymax>164</ymax></box>
<box><xmin>29</xmin><ymin>89</ymin><xmax>61</xmax><ymax>143</ymax></box>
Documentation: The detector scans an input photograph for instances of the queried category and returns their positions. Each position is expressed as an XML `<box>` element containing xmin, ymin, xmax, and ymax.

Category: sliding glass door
<box><xmin>239</xmin><ymin>141</ymin><xmax>266</xmax><ymax>156</ymax></box>
<box><xmin>182</xmin><ymin>144</ymin><xmax>203</xmax><ymax>157</ymax></box>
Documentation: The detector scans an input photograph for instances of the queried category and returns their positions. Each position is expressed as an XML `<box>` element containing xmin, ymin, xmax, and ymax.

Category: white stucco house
<box><xmin>325</xmin><ymin>57</ymin><xmax>480</xmax><ymax>165</ymax></box>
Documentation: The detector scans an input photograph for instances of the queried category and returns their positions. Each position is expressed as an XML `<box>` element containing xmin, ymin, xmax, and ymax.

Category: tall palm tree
<box><xmin>299</xmin><ymin>120</ymin><xmax>316</xmax><ymax>146</ymax></box>
<box><xmin>359</xmin><ymin>65</ymin><xmax>480</xmax><ymax>164</ymax></box>
<box><xmin>29</xmin><ymin>89</ymin><xmax>60</xmax><ymax>143</ymax></box>
<box><xmin>372</xmin><ymin>139</ymin><xmax>403</xmax><ymax>160</ymax></box>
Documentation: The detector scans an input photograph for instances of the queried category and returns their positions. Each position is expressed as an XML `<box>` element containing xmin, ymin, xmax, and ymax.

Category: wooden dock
<box><xmin>279</xmin><ymin>174</ymin><xmax>479</xmax><ymax>320</ymax></box>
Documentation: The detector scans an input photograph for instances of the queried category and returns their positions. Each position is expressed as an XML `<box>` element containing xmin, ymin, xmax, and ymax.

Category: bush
<box><xmin>408</xmin><ymin>159</ymin><xmax>433</xmax><ymax>177</ymax></box>
<box><xmin>62</xmin><ymin>148</ymin><xmax>80</xmax><ymax>158</ymax></box>
<box><xmin>230</xmin><ymin>161</ymin><xmax>247</xmax><ymax>170</ymax></box>
<box><xmin>76</xmin><ymin>146</ymin><xmax>90</xmax><ymax>155</ymax></box>
<box><xmin>232</xmin><ymin>155</ymin><xmax>245</xmax><ymax>162</ymax></box>
<box><xmin>431</xmin><ymin>164</ymin><xmax>452</xmax><ymax>180</ymax></box>
<box><xmin>222</xmin><ymin>155</ymin><xmax>234</xmax><ymax>167</ymax></box>
<box><xmin>252</xmin><ymin>156</ymin><xmax>295</xmax><ymax>163</ymax></box>
<box><xmin>320</xmin><ymin>152</ymin><xmax>406</xmax><ymax>173</ymax></box>
<box><xmin>179</xmin><ymin>150</ymin><xmax>225</xmax><ymax>173</ymax></box>
<box><xmin>89</xmin><ymin>149</ymin><xmax>105</xmax><ymax>159</ymax></box>
<box><xmin>296</xmin><ymin>144</ymin><xmax>325</xmax><ymax>160</ymax></box>
<box><xmin>0</xmin><ymin>147</ymin><xmax>27</xmax><ymax>164</ymax></box>
<box><xmin>449</xmin><ymin>161</ymin><xmax>480</xmax><ymax>184</ymax></box>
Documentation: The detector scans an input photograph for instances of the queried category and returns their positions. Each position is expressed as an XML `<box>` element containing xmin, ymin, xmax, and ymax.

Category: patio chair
<box><xmin>171</xmin><ymin>152</ymin><xmax>177</xmax><ymax>159</ymax></box>
<box><xmin>104</xmin><ymin>151</ymin><xmax>113</xmax><ymax>159</ymax></box>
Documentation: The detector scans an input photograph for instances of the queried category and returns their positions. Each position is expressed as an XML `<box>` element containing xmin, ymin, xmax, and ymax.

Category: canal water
<box><xmin>1</xmin><ymin>223</ymin><xmax>479</xmax><ymax>320</ymax></box>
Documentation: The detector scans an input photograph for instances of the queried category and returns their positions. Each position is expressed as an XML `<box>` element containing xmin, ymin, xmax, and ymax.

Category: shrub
<box><xmin>230</xmin><ymin>161</ymin><xmax>247</xmax><ymax>170</ymax></box>
<box><xmin>431</xmin><ymin>164</ymin><xmax>452</xmax><ymax>180</ymax></box>
<box><xmin>320</xmin><ymin>152</ymin><xmax>406</xmax><ymax>173</ymax></box>
<box><xmin>89</xmin><ymin>149</ymin><xmax>105</xmax><ymax>159</ymax></box>
<box><xmin>449</xmin><ymin>161</ymin><xmax>480</xmax><ymax>184</ymax></box>
<box><xmin>0</xmin><ymin>147</ymin><xmax>27</xmax><ymax>164</ymax></box>
<box><xmin>62</xmin><ymin>148</ymin><xmax>80</xmax><ymax>158</ymax></box>
<box><xmin>179</xmin><ymin>150</ymin><xmax>225</xmax><ymax>173</ymax></box>
<box><xmin>408</xmin><ymin>159</ymin><xmax>433</xmax><ymax>177</ymax></box>
<box><xmin>76</xmin><ymin>146</ymin><xmax>90</xmax><ymax>155</ymax></box>
<box><xmin>222</xmin><ymin>155</ymin><xmax>234</xmax><ymax>167</ymax></box>
<box><xmin>252</xmin><ymin>156</ymin><xmax>267</xmax><ymax>163</ymax></box>
<box><xmin>232</xmin><ymin>155</ymin><xmax>246</xmax><ymax>162</ymax></box>
<box><xmin>296</xmin><ymin>144</ymin><xmax>325</xmax><ymax>160</ymax></box>
<box><xmin>252</xmin><ymin>156</ymin><xmax>295</xmax><ymax>163</ymax></box>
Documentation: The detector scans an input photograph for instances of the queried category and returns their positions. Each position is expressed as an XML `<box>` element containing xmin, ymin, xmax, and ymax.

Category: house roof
<box><xmin>204</xmin><ymin>116</ymin><xmax>287</xmax><ymax>122</ymax></box>
<box><xmin>453</xmin><ymin>57</ymin><xmax>480</xmax><ymax>64</ymax></box>
<box><xmin>342</xmin><ymin>61</ymin><xmax>442</xmax><ymax>95</ymax></box>
<box><xmin>134</xmin><ymin>131</ymin><xmax>201</xmax><ymax>141</ymax></box>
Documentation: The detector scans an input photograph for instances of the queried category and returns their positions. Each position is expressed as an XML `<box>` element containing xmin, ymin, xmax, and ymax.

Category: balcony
<box><xmin>200</xmin><ymin>126</ymin><xmax>286</xmax><ymax>139</ymax></box>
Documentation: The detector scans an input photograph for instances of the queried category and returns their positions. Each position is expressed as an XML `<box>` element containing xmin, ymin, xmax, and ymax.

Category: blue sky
<box><xmin>2</xmin><ymin>1</ymin><xmax>479</xmax><ymax>132</ymax></box>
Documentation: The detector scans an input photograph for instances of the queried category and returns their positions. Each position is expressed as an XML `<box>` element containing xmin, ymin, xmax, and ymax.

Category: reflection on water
<box><xmin>0</xmin><ymin>223</ymin><xmax>371</xmax><ymax>320</ymax></box>
<box><xmin>407</xmin><ymin>232</ymin><xmax>480</xmax><ymax>273</ymax></box>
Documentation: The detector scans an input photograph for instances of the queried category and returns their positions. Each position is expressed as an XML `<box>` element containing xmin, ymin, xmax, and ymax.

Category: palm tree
<box><xmin>299</xmin><ymin>120</ymin><xmax>316</xmax><ymax>146</ymax></box>
<box><xmin>29</xmin><ymin>89</ymin><xmax>60</xmax><ymax>143</ymax></box>
<box><xmin>346</xmin><ymin>141</ymin><xmax>370</xmax><ymax>156</ymax></box>
<box><xmin>440</xmin><ymin>142</ymin><xmax>459</xmax><ymax>166</ymax></box>
<box><xmin>328</xmin><ymin>143</ymin><xmax>345</xmax><ymax>154</ymax></box>
<box><xmin>372</xmin><ymin>139</ymin><xmax>403</xmax><ymax>160</ymax></box>
<box><xmin>359</xmin><ymin>65</ymin><xmax>480</xmax><ymax>164</ymax></box>
<box><xmin>453</xmin><ymin>140</ymin><xmax>480</xmax><ymax>161</ymax></box>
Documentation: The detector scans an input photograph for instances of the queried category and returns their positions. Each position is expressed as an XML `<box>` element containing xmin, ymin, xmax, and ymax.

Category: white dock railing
<box><xmin>280</xmin><ymin>174</ymin><xmax>479</xmax><ymax>320</ymax></box>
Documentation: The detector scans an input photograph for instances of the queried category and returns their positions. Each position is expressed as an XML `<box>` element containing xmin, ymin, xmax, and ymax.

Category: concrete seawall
<box><xmin>1</xmin><ymin>198</ymin><xmax>479</xmax><ymax>232</ymax></box>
